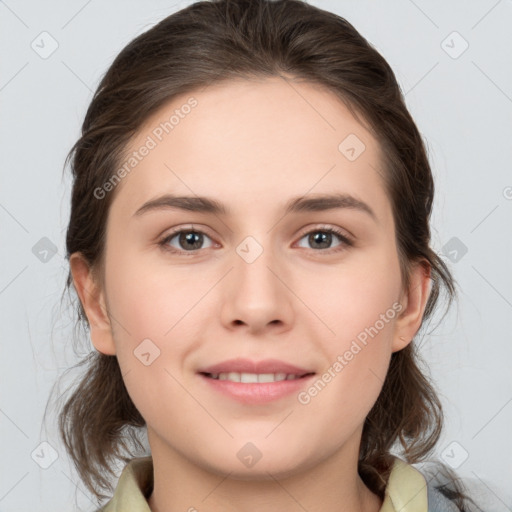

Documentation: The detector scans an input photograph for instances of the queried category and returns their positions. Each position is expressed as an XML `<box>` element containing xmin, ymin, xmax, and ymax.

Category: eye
<box><xmin>295</xmin><ymin>225</ymin><xmax>353</xmax><ymax>253</ymax></box>
<box><xmin>158</xmin><ymin>226</ymin><xmax>215</xmax><ymax>254</ymax></box>
<box><xmin>158</xmin><ymin>224</ymin><xmax>353</xmax><ymax>256</ymax></box>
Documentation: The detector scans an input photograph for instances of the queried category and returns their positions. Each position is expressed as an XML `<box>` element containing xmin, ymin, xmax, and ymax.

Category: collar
<box><xmin>100</xmin><ymin>455</ymin><xmax>428</xmax><ymax>512</ymax></box>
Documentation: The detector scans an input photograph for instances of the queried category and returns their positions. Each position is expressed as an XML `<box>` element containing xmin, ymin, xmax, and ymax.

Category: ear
<box><xmin>69</xmin><ymin>252</ymin><xmax>116</xmax><ymax>355</ymax></box>
<box><xmin>392</xmin><ymin>260</ymin><xmax>432</xmax><ymax>353</ymax></box>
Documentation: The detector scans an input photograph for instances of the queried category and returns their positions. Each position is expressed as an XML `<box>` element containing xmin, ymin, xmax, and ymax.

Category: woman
<box><xmin>58</xmin><ymin>0</ymin><xmax>479</xmax><ymax>510</ymax></box>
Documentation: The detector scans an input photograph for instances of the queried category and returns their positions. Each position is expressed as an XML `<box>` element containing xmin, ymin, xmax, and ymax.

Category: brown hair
<box><xmin>56</xmin><ymin>0</ymin><xmax>474</xmax><ymax>508</ymax></box>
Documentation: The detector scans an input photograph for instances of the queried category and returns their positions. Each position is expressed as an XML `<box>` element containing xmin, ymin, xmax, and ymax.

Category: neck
<box><xmin>146</xmin><ymin>429</ymin><xmax>383</xmax><ymax>512</ymax></box>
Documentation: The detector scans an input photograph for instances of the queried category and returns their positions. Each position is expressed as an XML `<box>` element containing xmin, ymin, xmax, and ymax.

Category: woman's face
<box><xmin>74</xmin><ymin>76</ymin><xmax>428</xmax><ymax>478</ymax></box>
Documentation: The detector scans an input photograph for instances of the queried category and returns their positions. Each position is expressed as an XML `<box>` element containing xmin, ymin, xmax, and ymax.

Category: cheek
<box><xmin>298</xmin><ymin>286</ymin><xmax>397</xmax><ymax>438</ymax></box>
<box><xmin>103</xmin><ymin>247</ymin><xmax>210</xmax><ymax>404</ymax></box>
<box><xmin>298</xmin><ymin>250</ymin><xmax>401</xmax><ymax>404</ymax></box>
<box><xmin>105</xmin><ymin>246</ymin><xmax>193</xmax><ymax>340</ymax></box>
<box><xmin>103</xmin><ymin>253</ymin><xmax>196</xmax><ymax>422</ymax></box>
<box><xmin>306</xmin><ymin>248</ymin><xmax>402</xmax><ymax>346</ymax></box>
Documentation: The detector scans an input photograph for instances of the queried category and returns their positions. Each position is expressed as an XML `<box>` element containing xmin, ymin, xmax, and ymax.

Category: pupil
<box><xmin>181</xmin><ymin>231</ymin><xmax>202</xmax><ymax>250</ymax></box>
<box><xmin>311</xmin><ymin>232</ymin><xmax>330</xmax><ymax>249</ymax></box>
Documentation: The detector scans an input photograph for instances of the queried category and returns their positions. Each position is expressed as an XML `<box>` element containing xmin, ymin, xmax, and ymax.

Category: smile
<box><xmin>203</xmin><ymin>372</ymin><xmax>311</xmax><ymax>383</ymax></box>
<box><xmin>198</xmin><ymin>372</ymin><xmax>316</xmax><ymax>404</ymax></box>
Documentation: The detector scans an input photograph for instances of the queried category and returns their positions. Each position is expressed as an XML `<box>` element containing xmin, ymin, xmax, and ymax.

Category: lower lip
<box><xmin>198</xmin><ymin>373</ymin><xmax>315</xmax><ymax>404</ymax></box>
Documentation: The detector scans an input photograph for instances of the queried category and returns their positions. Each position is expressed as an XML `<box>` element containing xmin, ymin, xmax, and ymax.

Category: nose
<box><xmin>219</xmin><ymin>238</ymin><xmax>294</xmax><ymax>335</ymax></box>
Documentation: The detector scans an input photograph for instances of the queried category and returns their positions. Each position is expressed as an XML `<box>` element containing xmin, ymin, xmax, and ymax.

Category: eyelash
<box><xmin>157</xmin><ymin>225</ymin><xmax>353</xmax><ymax>256</ymax></box>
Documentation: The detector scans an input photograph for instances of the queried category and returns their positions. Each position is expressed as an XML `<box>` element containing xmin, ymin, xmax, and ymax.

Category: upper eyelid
<box><xmin>297</xmin><ymin>224</ymin><xmax>352</xmax><ymax>239</ymax></box>
<box><xmin>161</xmin><ymin>224</ymin><xmax>215</xmax><ymax>241</ymax></box>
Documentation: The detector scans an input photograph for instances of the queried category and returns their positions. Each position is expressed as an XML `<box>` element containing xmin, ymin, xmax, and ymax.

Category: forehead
<box><xmin>109</xmin><ymin>76</ymin><xmax>388</xmax><ymax>220</ymax></box>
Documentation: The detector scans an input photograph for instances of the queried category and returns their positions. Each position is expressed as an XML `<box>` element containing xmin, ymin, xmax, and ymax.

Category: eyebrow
<box><xmin>133</xmin><ymin>193</ymin><xmax>377</xmax><ymax>221</ymax></box>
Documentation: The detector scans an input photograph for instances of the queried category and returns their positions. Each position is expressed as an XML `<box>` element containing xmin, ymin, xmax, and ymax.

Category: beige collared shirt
<box><xmin>100</xmin><ymin>456</ymin><xmax>429</xmax><ymax>511</ymax></box>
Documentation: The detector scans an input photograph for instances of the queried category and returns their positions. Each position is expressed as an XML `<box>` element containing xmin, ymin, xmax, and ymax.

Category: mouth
<box><xmin>199</xmin><ymin>371</ymin><xmax>315</xmax><ymax>383</ymax></box>
<box><xmin>196</xmin><ymin>358</ymin><xmax>316</xmax><ymax>403</ymax></box>
<box><xmin>197</xmin><ymin>357</ymin><xmax>315</xmax><ymax>377</ymax></box>
<box><xmin>198</xmin><ymin>372</ymin><xmax>316</xmax><ymax>404</ymax></box>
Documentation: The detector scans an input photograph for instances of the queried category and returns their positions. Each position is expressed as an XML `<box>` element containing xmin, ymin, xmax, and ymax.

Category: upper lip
<box><xmin>198</xmin><ymin>358</ymin><xmax>315</xmax><ymax>376</ymax></box>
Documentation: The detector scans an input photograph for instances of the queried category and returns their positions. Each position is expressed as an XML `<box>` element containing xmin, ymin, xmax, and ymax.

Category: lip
<box><xmin>197</xmin><ymin>358</ymin><xmax>313</xmax><ymax>376</ymax></box>
<box><xmin>197</xmin><ymin>358</ymin><xmax>316</xmax><ymax>405</ymax></box>
<box><xmin>198</xmin><ymin>373</ymin><xmax>316</xmax><ymax>404</ymax></box>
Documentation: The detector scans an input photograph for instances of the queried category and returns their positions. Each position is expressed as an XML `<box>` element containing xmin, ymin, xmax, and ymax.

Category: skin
<box><xmin>71</xmin><ymin>76</ymin><xmax>431</xmax><ymax>512</ymax></box>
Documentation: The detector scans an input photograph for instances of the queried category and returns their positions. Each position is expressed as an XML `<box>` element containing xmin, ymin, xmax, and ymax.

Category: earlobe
<box><xmin>69</xmin><ymin>252</ymin><xmax>116</xmax><ymax>356</ymax></box>
<box><xmin>392</xmin><ymin>261</ymin><xmax>432</xmax><ymax>353</ymax></box>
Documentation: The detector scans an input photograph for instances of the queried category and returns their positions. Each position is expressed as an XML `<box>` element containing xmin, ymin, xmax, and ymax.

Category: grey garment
<box><xmin>427</xmin><ymin>484</ymin><xmax>462</xmax><ymax>512</ymax></box>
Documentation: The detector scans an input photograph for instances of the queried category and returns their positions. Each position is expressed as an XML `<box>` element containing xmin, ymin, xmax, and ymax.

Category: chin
<box><xmin>208</xmin><ymin>462</ymin><xmax>305</xmax><ymax>481</ymax></box>
<box><xmin>196</xmin><ymin>449</ymin><xmax>313</xmax><ymax>481</ymax></box>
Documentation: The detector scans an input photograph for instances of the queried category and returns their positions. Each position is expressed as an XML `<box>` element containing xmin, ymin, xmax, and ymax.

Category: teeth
<box><xmin>211</xmin><ymin>372</ymin><xmax>302</xmax><ymax>383</ymax></box>
<box><xmin>240</xmin><ymin>372</ymin><xmax>258</xmax><ymax>383</ymax></box>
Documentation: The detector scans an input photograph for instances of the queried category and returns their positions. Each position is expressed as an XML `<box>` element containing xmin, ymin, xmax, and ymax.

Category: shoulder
<box><xmin>426</xmin><ymin>485</ymin><xmax>462</xmax><ymax>512</ymax></box>
<box><xmin>96</xmin><ymin>456</ymin><xmax>153</xmax><ymax>512</ymax></box>
<box><xmin>382</xmin><ymin>457</ymin><xmax>463</xmax><ymax>512</ymax></box>
<box><xmin>413</xmin><ymin>458</ymin><xmax>505</xmax><ymax>512</ymax></box>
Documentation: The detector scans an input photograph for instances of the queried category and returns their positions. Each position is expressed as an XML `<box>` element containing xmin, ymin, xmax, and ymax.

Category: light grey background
<box><xmin>1</xmin><ymin>0</ymin><xmax>511</xmax><ymax>510</ymax></box>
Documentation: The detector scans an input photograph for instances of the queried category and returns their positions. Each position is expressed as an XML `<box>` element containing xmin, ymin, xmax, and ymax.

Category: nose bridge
<box><xmin>234</xmin><ymin>232</ymin><xmax>280</xmax><ymax>292</ymax></box>
<box><xmin>220</xmin><ymin>231</ymin><xmax>293</xmax><ymax>331</ymax></box>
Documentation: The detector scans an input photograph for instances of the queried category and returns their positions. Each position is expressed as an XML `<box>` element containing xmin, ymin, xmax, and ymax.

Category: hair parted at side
<box><xmin>55</xmin><ymin>0</ymin><xmax>474</xmax><ymax>508</ymax></box>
